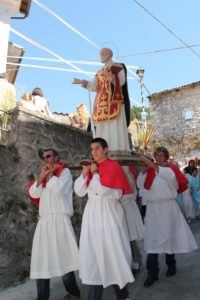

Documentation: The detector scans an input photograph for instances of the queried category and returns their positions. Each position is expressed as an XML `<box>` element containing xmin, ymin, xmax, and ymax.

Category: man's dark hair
<box><xmin>189</xmin><ymin>159</ymin><xmax>195</xmax><ymax>165</ymax></box>
<box><xmin>153</xmin><ymin>146</ymin><xmax>169</xmax><ymax>160</ymax></box>
<box><xmin>91</xmin><ymin>138</ymin><xmax>108</xmax><ymax>149</ymax></box>
<box><xmin>43</xmin><ymin>148</ymin><xmax>59</xmax><ymax>161</ymax></box>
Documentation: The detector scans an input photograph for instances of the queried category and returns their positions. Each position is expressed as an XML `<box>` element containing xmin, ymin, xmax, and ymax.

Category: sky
<box><xmin>9</xmin><ymin>0</ymin><xmax>200</xmax><ymax>115</ymax></box>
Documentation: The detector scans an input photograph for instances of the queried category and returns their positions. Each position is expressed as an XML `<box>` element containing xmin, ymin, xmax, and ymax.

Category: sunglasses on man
<box><xmin>42</xmin><ymin>154</ymin><xmax>54</xmax><ymax>160</ymax></box>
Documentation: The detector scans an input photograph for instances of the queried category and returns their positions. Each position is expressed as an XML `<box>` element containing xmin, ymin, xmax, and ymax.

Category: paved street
<box><xmin>0</xmin><ymin>221</ymin><xmax>199</xmax><ymax>300</ymax></box>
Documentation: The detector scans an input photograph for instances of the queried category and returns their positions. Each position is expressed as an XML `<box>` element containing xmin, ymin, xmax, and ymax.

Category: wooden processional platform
<box><xmin>68</xmin><ymin>153</ymin><xmax>143</xmax><ymax>170</ymax></box>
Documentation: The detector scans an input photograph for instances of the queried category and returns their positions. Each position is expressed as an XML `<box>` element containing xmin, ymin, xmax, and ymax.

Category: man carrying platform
<box><xmin>137</xmin><ymin>147</ymin><xmax>198</xmax><ymax>287</ymax></box>
<box><xmin>74</xmin><ymin>138</ymin><xmax>134</xmax><ymax>300</ymax></box>
<box><xmin>28</xmin><ymin>148</ymin><xmax>80</xmax><ymax>300</ymax></box>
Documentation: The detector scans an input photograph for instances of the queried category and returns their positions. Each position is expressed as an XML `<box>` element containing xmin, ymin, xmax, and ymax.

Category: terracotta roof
<box><xmin>148</xmin><ymin>81</ymin><xmax>200</xmax><ymax>99</ymax></box>
<box><xmin>53</xmin><ymin>112</ymin><xmax>69</xmax><ymax>116</ymax></box>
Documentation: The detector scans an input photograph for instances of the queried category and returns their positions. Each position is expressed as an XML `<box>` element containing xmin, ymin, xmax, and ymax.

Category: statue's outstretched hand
<box><xmin>72</xmin><ymin>78</ymin><xmax>88</xmax><ymax>88</ymax></box>
<box><xmin>72</xmin><ymin>78</ymin><xmax>82</xmax><ymax>84</ymax></box>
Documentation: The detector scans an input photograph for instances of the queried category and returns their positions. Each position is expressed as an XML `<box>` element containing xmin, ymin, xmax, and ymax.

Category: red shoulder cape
<box><xmin>144</xmin><ymin>163</ymin><xmax>188</xmax><ymax>193</ymax></box>
<box><xmin>86</xmin><ymin>159</ymin><xmax>132</xmax><ymax>195</ymax></box>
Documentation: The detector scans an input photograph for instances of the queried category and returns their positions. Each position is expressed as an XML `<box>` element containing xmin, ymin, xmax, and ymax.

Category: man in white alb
<box><xmin>29</xmin><ymin>148</ymin><xmax>80</xmax><ymax>300</ymax></box>
<box><xmin>137</xmin><ymin>147</ymin><xmax>198</xmax><ymax>287</ymax></box>
<box><xmin>74</xmin><ymin>138</ymin><xmax>134</xmax><ymax>300</ymax></box>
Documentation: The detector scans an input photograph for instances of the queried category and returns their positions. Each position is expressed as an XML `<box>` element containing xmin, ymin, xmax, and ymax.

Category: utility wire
<box><xmin>32</xmin><ymin>0</ymin><xmax>143</xmax><ymax>81</ymax></box>
<box><xmin>10</xmin><ymin>28</ymin><xmax>140</xmax><ymax>83</ymax></box>
<box><xmin>8</xmin><ymin>42</ymin><xmax>200</xmax><ymax>62</ymax></box>
<box><xmin>10</xmin><ymin>27</ymin><xmax>93</xmax><ymax>78</ymax></box>
<box><xmin>7</xmin><ymin>55</ymin><xmax>139</xmax><ymax>69</ymax></box>
<box><xmin>133</xmin><ymin>0</ymin><xmax>200</xmax><ymax>59</ymax></box>
<box><xmin>11</xmin><ymin>1</ymin><xmax>151</xmax><ymax>97</ymax></box>
<box><xmin>7</xmin><ymin>62</ymin><xmax>137</xmax><ymax>81</ymax></box>
<box><xmin>7</xmin><ymin>62</ymin><xmax>96</xmax><ymax>74</ymax></box>
<box><xmin>118</xmin><ymin>44</ymin><xmax>200</xmax><ymax>58</ymax></box>
<box><xmin>33</xmin><ymin>0</ymin><xmax>100</xmax><ymax>49</ymax></box>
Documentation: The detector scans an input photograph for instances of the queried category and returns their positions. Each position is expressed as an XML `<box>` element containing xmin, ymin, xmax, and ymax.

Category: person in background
<box><xmin>179</xmin><ymin>169</ymin><xmax>194</xmax><ymax>224</ymax></box>
<box><xmin>20</xmin><ymin>92</ymin><xmax>37</xmax><ymax>111</ymax></box>
<box><xmin>190</xmin><ymin>169</ymin><xmax>200</xmax><ymax>219</ymax></box>
<box><xmin>194</xmin><ymin>157</ymin><xmax>199</xmax><ymax>168</ymax></box>
<box><xmin>184</xmin><ymin>159</ymin><xmax>197</xmax><ymax>176</ymax></box>
<box><xmin>32</xmin><ymin>87</ymin><xmax>53</xmax><ymax>118</ymax></box>
<box><xmin>69</xmin><ymin>104</ymin><xmax>89</xmax><ymax>130</ymax></box>
<box><xmin>196</xmin><ymin>159</ymin><xmax>200</xmax><ymax>176</ymax></box>
<box><xmin>180</xmin><ymin>157</ymin><xmax>190</xmax><ymax>172</ymax></box>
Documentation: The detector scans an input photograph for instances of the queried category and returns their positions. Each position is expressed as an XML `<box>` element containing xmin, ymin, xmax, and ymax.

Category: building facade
<box><xmin>148</xmin><ymin>81</ymin><xmax>200</xmax><ymax>158</ymax></box>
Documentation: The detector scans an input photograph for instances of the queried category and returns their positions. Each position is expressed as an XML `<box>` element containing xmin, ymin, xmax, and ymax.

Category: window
<box><xmin>182</xmin><ymin>109</ymin><xmax>194</xmax><ymax>121</ymax></box>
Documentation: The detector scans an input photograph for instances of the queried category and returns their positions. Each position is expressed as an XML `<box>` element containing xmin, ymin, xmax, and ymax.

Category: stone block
<box><xmin>18</xmin><ymin>130</ymin><xmax>37</xmax><ymax>144</ymax></box>
<box><xmin>19</xmin><ymin>145</ymin><xmax>37</xmax><ymax>162</ymax></box>
<box><xmin>36</xmin><ymin>134</ymin><xmax>53</xmax><ymax>148</ymax></box>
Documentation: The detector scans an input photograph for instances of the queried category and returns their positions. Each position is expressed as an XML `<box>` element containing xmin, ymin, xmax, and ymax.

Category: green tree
<box><xmin>130</xmin><ymin>106</ymin><xmax>150</xmax><ymax>121</ymax></box>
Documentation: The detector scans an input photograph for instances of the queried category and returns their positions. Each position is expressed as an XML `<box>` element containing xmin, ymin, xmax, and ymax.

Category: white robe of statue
<box><xmin>86</xmin><ymin>67</ymin><xmax>130</xmax><ymax>152</ymax></box>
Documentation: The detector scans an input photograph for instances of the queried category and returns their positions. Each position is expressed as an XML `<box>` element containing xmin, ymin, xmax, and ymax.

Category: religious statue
<box><xmin>72</xmin><ymin>48</ymin><xmax>131</xmax><ymax>154</ymax></box>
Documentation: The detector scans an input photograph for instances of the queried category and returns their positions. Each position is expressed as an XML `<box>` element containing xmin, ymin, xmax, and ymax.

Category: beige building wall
<box><xmin>149</xmin><ymin>83</ymin><xmax>200</xmax><ymax>139</ymax></box>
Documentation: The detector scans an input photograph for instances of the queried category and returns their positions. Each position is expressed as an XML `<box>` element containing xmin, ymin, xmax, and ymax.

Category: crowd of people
<box><xmin>20</xmin><ymin>88</ymin><xmax>91</xmax><ymax>131</ymax></box>
<box><xmin>175</xmin><ymin>158</ymin><xmax>200</xmax><ymax>224</ymax></box>
<box><xmin>20</xmin><ymin>87</ymin><xmax>53</xmax><ymax>118</ymax></box>
<box><xmin>0</xmin><ymin>73</ymin><xmax>89</xmax><ymax>131</ymax></box>
<box><xmin>28</xmin><ymin>141</ymin><xmax>199</xmax><ymax>300</ymax></box>
<box><xmin>0</xmin><ymin>76</ymin><xmax>54</xmax><ymax>122</ymax></box>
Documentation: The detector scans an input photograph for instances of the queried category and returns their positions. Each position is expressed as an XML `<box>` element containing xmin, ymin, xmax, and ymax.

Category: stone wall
<box><xmin>0</xmin><ymin>108</ymin><xmax>92</xmax><ymax>289</ymax></box>
<box><xmin>150</xmin><ymin>85</ymin><xmax>200</xmax><ymax>139</ymax></box>
<box><xmin>149</xmin><ymin>85</ymin><xmax>200</xmax><ymax>159</ymax></box>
